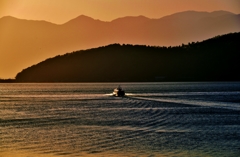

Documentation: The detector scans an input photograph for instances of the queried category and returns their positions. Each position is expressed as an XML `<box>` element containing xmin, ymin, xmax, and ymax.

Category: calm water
<box><xmin>0</xmin><ymin>82</ymin><xmax>240</xmax><ymax>157</ymax></box>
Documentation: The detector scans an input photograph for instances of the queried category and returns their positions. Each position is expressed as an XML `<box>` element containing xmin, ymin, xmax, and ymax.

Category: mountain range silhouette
<box><xmin>0</xmin><ymin>10</ymin><xmax>239</xmax><ymax>78</ymax></box>
<box><xmin>15</xmin><ymin>32</ymin><xmax>240</xmax><ymax>82</ymax></box>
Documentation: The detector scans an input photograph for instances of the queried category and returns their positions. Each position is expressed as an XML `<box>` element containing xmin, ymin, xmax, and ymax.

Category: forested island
<box><xmin>13</xmin><ymin>32</ymin><xmax>240</xmax><ymax>82</ymax></box>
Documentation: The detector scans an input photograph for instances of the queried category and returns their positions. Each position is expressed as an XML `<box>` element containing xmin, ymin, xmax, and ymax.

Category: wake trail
<box><xmin>129</xmin><ymin>96</ymin><xmax>240</xmax><ymax>111</ymax></box>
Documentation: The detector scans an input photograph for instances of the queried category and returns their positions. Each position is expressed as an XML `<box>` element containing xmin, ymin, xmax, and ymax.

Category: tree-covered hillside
<box><xmin>16</xmin><ymin>32</ymin><xmax>240</xmax><ymax>82</ymax></box>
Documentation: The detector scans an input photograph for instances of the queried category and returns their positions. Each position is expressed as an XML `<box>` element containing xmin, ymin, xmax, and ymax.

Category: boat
<box><xmin>113</xmin><ymin>85</ymin><xmax>125</xmax><ymax>96</ymax></box>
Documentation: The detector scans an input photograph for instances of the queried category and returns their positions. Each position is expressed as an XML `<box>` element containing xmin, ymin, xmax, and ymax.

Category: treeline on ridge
<box><xmin>16</xmin><ymin>32</ymin><xmax>240</xmax><ymax>82</ymax></box>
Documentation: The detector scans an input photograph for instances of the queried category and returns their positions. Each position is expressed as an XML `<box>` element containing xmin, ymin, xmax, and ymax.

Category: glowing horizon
<box><xmin>0</xmin><ymin>0</ymin><xmax>239</xmax><ymax>24</ymax></box>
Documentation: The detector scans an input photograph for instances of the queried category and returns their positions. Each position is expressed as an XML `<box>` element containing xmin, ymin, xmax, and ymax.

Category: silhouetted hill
<box><xmin>15</xmin><ymin>32</ymin><xmax>240</xmax><ymax>82</ymax></box>
<box><xmin>1</xmin><ymin>10</ymin><xmax>240</xmax><ymax>78</ymax></box>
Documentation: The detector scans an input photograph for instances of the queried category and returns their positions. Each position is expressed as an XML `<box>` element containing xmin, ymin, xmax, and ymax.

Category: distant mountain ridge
<box><xmin>0</xmin><ymin>10</ymin><xmax>240</xmax><ymax>78</ymax></box>
<box><xmin>15</xmin><ymin>32</ymin><xmax>240</xmax><ymax>82</ymax></box>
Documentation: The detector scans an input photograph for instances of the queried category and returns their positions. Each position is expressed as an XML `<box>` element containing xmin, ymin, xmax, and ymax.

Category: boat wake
<box><xmin>125</xmin><ymin>92</ymin><xmax>240</xmax><ymax>111</ymax></box>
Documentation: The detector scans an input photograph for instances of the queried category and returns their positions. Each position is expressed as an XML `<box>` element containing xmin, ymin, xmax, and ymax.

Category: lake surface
<box><xmin>0</xmin><ymin>82</ymin><xmax>240</xmax><ymax>157</ymax></box>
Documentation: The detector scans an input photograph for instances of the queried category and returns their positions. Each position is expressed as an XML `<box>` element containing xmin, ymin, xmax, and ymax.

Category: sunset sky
<box><xmin>0</xmin><ymin>0</ymin><xmax>240</xmax><ymax>23</ymax></box>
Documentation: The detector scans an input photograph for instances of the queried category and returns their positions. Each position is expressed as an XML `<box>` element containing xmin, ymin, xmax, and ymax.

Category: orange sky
<box><xmin>0</xmin><ymin>0</ymin><xmax>240</xmax><ymax>23</ymax></box>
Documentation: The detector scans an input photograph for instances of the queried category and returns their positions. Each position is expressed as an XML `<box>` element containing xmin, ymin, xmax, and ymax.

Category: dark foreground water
<box><xmin>0</xmin><ymin>82</ymin><xmax>240</xmax><ymax>157</ymax></box>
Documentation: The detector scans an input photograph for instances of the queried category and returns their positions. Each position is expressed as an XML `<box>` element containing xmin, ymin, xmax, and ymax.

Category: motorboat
<box><xmin>113</xmin><ymin>85</ymin><xmax>125</xmax><ymax>96</ymax></box>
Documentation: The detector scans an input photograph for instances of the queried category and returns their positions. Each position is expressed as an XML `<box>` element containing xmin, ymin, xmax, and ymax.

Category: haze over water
<box><xmin>0</xmin><ymin>82</ymin><xmax>240</xmax><ymax>157</ymax></box>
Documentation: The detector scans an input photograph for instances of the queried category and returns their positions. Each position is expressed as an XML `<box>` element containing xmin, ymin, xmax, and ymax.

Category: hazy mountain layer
<box><xmin>1</xmin><ymin>10</ymin><xmax>239</xmax><ymax>78</ymax></box>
